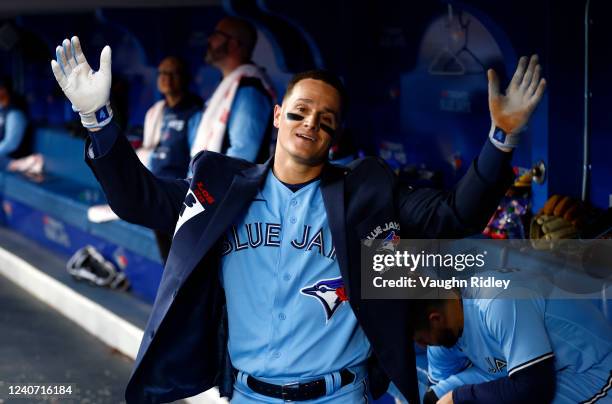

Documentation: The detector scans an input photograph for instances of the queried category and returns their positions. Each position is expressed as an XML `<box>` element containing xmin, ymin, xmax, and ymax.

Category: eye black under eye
<box><xmin>320</xmin><ymin>123</ymin><xmax>336</xmax><ymax>138</ymax></box>
<box><xmin>286</xmin><ymin>112</ymin><xmax>304</xmax><ymax>121</ymax></box>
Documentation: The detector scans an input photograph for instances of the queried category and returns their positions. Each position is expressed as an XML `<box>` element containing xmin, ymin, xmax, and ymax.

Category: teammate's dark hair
<box><xmin>410</xmin><ymin>299</ymin><xmax>448</xmax><ymax>331</ymax></box>
<box><xmin>283</xmin><ymin>70</ymin><xmax>347</xmax><ymax>118</ymax></box>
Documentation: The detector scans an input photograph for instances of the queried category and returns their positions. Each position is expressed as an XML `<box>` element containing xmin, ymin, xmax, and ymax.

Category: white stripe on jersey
<box><xmin>580</xmin><ymin>372</ymin><xmax>612</xmax><ymax>404</ymax></box>
<box><xmin>507</xmin><ymin>352</ymin><xmax>554</xmax><ymax>376</ymax></box>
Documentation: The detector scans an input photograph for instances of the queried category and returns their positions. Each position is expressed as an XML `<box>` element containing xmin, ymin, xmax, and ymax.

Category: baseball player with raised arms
<box><xmin>51</xmin><ymin>35</ymin><xmax>545</xmax><ymax>403</ymax></box>
<box><xmin>414</xmin><ymin>288</ymin><xmax>612</xmax><ymax>404</ymax></box>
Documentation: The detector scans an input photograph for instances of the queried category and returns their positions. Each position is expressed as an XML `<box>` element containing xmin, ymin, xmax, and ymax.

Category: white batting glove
<box><xmin>487</xmin><ymin>54</ymin><xmax>546</xmax><ymax>151</ymax></box>
<box><xmin>51</xmin><ymin>36</ymin><xmax>113</xmax><ymax>129</ymax></box>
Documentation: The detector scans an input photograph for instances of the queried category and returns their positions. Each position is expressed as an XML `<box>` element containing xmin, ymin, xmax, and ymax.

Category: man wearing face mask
<box><xmin>414</xmin><ymin>289</ymin><xmax>612</xmax><ymax>404</ymax></box>
<box><xmin>52</xmin><ymin>35</ymin><xmax>546</xmax><ymax>403</ymax></box>
<box><xmin>189</xmin><ymin>16</ymin><xmax>276</xmax><ymax>163</ymax></box>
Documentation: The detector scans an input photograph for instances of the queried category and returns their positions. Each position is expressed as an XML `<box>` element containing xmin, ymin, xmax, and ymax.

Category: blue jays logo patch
<box><xmin>300</xmin><ymin>277</ymin><xmax>348</xmax><ymax>322</ymax></box>
<box><xmin>378</xmin><ymin>230</ymin><xmax>400</xmax><ymax>252</ymax></box>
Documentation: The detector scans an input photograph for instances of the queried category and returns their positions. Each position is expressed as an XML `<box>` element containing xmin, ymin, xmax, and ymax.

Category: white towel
<box><xmin>137</xmin><ymin>99</ymin><xmax>166</xmax><ymax>166</ymax></box>
<box><xmin>190</xmin><ymin>64</ymin><xmax>275</xmax><ymax>157</ymax></box>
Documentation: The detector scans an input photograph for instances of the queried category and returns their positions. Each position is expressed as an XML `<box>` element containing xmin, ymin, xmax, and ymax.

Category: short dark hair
<box><xmin>410</xmin><ymin>299</ymin><xmax>448</xmax><ymax>331</ymax></box>
<box><xmin>283</xmin><ymin>70</ymin><xmax>347</xmax><ymax>118</ymax></box>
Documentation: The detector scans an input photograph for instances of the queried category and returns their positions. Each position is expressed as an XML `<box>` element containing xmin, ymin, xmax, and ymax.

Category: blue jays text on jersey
<box><xmin>221</xmin><ymin>222</ymin><xmax>336</xmax><ymax>260</ymax></box>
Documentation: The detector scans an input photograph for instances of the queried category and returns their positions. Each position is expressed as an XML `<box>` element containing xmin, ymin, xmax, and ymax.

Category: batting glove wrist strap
<box><xmin>79</xmin><ymin>102</ymin><xmax>113</xmax><ymax>128</ymax></box>
<box><xmin>489</xmin><ymin>124</ymin><xmax>521</xmax><ymax>149</ymax></box>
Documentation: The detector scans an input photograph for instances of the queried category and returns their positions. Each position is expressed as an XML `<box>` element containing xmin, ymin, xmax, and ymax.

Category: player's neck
<box><xmin>165</xmin><ymin>92</ymin><xmax>184</xmax><ymax>108</ymax></box>
<box><xmin>221</xmin><ymin>58</ymin><xmax>244</xmax><ymax>78</ymax></box>
<box><xmin>449</xmin><ymin>297</ymin><xmax>464</xmax><ymax>336</ymax></box>
<box><xmin>272</xmin><ymin>157</ymin><xmax>324</xmax><ymax>185</ymax></box>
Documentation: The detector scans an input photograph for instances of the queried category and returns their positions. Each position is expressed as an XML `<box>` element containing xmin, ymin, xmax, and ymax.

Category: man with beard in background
<box><xmin>189</xmin><ymin>16</ymin><xmax>276</xmax><ymax>163</ymax></box>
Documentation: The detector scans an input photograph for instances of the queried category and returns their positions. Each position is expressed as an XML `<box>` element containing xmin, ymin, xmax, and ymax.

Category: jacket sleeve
<box><xmin>397</xmin><ymin>140</ymin><xmax>515</xmax><ymax>238</ymax></box>
<box><xmin>85</xmin><ymin>121</ymin><xmax>190</xmax><ymax>233</ymax></box>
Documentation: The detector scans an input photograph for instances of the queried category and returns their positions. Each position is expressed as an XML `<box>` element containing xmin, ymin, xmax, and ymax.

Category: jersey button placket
<box><xmin>268</xmin><ymin>194</ymin><xmax>293</xmax><ymax>363</ymax></box>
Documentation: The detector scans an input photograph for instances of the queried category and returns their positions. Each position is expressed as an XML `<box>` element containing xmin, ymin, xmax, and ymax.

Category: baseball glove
<box><xmin>530</xmin><ymin>195</ymin><xmax>584</xmax><ymax>249</ymax></box>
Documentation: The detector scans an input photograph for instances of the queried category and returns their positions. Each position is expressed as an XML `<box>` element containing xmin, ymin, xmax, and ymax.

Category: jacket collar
<box><xmin>240</xmin><ymin>156</ymin><xmax>272</xmax><ymax>180</ymax></box>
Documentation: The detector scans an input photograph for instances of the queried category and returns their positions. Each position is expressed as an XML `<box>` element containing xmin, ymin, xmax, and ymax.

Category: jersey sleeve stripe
<box><xmin>507</xmin><ymin>352</ymin><xmax>554</xmax><ymax>376</ymax></box>
<box><xmin>580</xmin><ymin>371</ymin><xmax>612</xmax><ymax>404</ymax></box>
<box><xmin>427</xmin><ymin>374</ymin><xmax>439</xmax><ymax>384</ymax></box>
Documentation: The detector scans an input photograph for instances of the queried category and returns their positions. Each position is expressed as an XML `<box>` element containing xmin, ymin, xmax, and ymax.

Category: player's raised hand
<box><xmin>487</xmin><ymin>55</ymin><xmax>546</xmax><ymax>149</ymax></box>
<box><xmin>51</xmin><ymin>36</ymin><xmax>113</xmax><ymax>129</ymax></box>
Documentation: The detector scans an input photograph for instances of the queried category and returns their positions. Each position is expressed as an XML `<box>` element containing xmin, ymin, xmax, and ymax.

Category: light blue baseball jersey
<box><xmin>220</xmin><ymin>170</ymin><xmax>371</xmax><ymax>381</ymax></box>
<box><xmin>427</xmin><ymin>346</ymin><xmax>497</xmax><ymax>397</ymax></box>
<box><xmin>431</xmin><ymin>287</ymin><xmax>612</xmax><ymax>402</ymax></box>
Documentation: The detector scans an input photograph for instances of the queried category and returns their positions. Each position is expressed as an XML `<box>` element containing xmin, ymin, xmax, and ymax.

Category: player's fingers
<box><xmin>50</xmin><ymin>60</ymin><xmax>67</xmax><ymax>89</ymax></box>
<box><xmin>55</xmin><ymin>44</ymin><xmax>72</xmax><ymax>76</ymax></box>
<box><xmin>71</xmin><ymin>36</ymin><xmax>88</xmax><ymax>66</ymax></box>
<box><xmin>487</xmin><ymin>69</ymin><xmax>500</xmax><ymax>101</ymax></box>
<box><xmin>520</xmin><ymin>54</ymin><xmax>538</xmax><ymax>90</ymax></box>
<box><xmin>527</xmin><ymin>64</ymin><xmax>541</xmax><ymax>96</ymax></box>
<box><xmin>63</xmin><ymin>38</ymin><xmax>78</xmax><ymax>70</ymax></box>
<box><xmin>526</xmin><ymin>78</ymin><xmax>546</xmax><ymax>112</ymax></box>
<box><xmin>531</xmin><ymin>78</ymin><xmax>546</xmax><ymax>105</ymax></box>
<box><xmin>99</xmin><ymin>45</ymin><xmax>112</xmax><ymax>75</ymax></box>
<box><xmin>509</xmin><ymin>56</ymin><xmax>528</xmax><ymax>90</ymax></box>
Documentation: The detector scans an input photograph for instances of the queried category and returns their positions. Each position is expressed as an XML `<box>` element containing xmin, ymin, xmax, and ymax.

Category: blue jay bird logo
<box><xmin>300</xmin><ymin>277</ymin><xmax>348</xmax><ymax>322</ymax></box>
<box><xmin>378</xmin><ymin>230</ymin><xmax>400</xmax><ymax>252</ymax></box>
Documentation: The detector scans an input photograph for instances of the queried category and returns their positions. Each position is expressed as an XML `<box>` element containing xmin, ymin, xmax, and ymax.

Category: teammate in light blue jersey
<box><xmin>413</xmin><ymin>288</ymin><xmax>612</xmax><ymax>404</ymax></box>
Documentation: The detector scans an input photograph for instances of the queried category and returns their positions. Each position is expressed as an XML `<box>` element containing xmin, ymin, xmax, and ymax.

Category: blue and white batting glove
<box><xmin>51</xmin><ymin>36</ymin><xmax>113</xmax><ymax>129</ymax></box>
